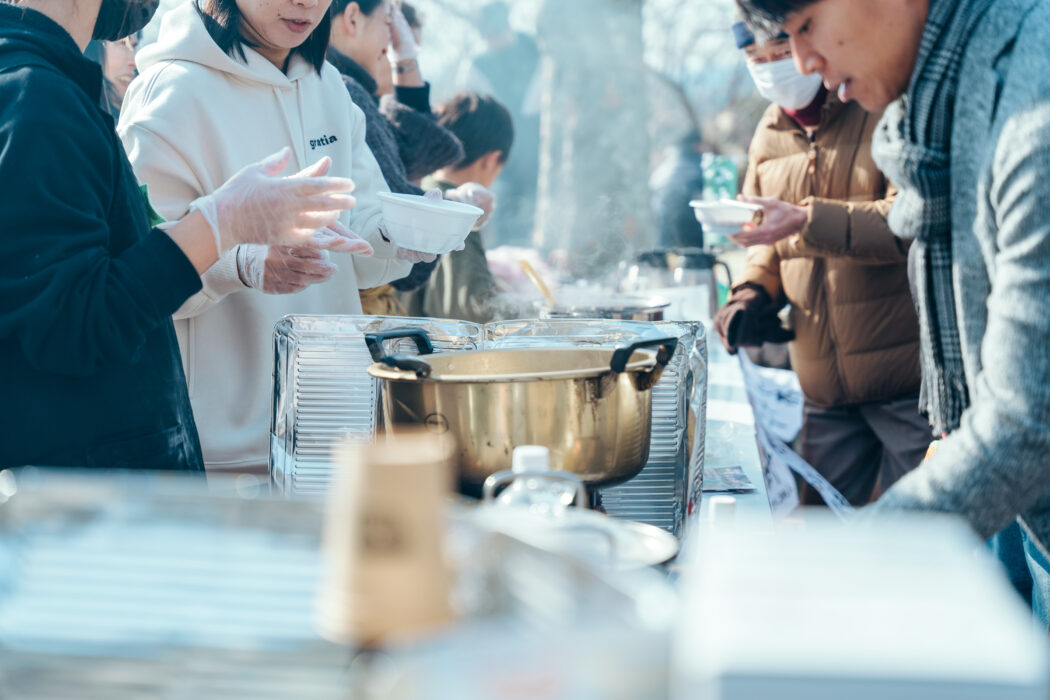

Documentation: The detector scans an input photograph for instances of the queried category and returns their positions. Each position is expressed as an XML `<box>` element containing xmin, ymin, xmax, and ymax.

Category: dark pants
<box><xmin>799</xmin><ymin>394</ymin><xmax>931</xmax><ymax>507</ymax></box>
<box><xmin>989</xmin><ymin>521</ymin><xmax>1034</xmax><ymax>606</ymax></box>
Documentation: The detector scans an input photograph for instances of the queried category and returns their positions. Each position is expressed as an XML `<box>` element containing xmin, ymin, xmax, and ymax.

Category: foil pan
<box><xmin>271</xmin><ymin>316</ymin><xmax>707</xmax><ymax>534</ymax></box>
<box><xmin>271</xmin><ymin>315</ymin><xmax>481</xmax><ymax>497</ymax></box>
<box><xmin>487</xmin><ymin>320</ymin><xmax>707</xmax><ymax>535</ymax></box>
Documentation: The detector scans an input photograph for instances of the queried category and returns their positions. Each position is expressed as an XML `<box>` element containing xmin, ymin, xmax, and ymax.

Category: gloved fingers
<box><xmin>388</xmin><ymin>2</ymin><xmax>419</xmax><ymax>61</ymax></box>
<box><xmin>391</xmin><ymin>7</ymin><xmax>413</xmax><ymax>42</ymax></box>
<box><xmin>292</xmin><ymin>156</ymin><xmax>332</xmax><ymax>179</ymax></box>
<box><xmin>309</xmin><ymin>225</ymin><xmax>373</xmax><ymax>255</ymax></box>
<box><xmin>396</xmin><ymin>248</ymin><xmax>437</xmax><ymax>263</ymax></box>
<box><xmin>288</xmin><ymin>177</ymin><xmax>356</xmax><ymax>198</ymax></box>
<box><xmin>255</xmin><ymin>147</ymin><xmax>293</xmax><ymax>176</ymax></box>
<box><xmin>266</xmin><ymin>281</ymin><xmax>309</xmax><ymax>295</ymax></box>
<box><xmin>285</xmin><ymin>245</ymin><xmax>324</xmax><ymax>260</ymax></box>
<box><xmin>266</xmin><ymin>255</ymin><xmax>335</xmax><ymax>282</ymax></box>
<box><xmin>317</xmin><ymin>221</ymin><xmax>374</xmax><ymax>255</ymax></box>
<box><xmin>296</xmin><ymin>193</ymin><xmax>357</xmax><ymax>213</ymax></box>
<box><xmin>423</xmin><ymin>188</ymin><xmax>444</xmax><ymax>202</ymax></box>
<box><xmin>293</xmin><ymin>210</ymin><xmax>342</xmax><ymax>234</ymax></box>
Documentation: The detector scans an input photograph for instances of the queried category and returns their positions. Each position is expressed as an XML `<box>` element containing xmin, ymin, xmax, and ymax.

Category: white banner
<box><xmin>737</xmin><ymin>351</ymin><xmax>804</xmax><ymax>443</ymax></box>
<box><xmin>738</xmin><ymin>354</ymin><xmax>855</xmax><ymax>520</ymax></box>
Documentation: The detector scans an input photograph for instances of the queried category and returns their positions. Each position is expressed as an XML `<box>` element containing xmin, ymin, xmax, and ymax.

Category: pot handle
<box><xmin>609</xmin><ymin>336</ymin><xmax>679</xmax><ymax>374</ymax></box>
<box><xmin>378</xmin><ymin>355</ymin><xmax>433</xmax><ymax>379</ymax></box>
<box><xmin>482</xmin><ymin>470</ymin><xmax>589</xmax><ymax>509</ymax></box>
<box><xmin>364</xmin><ymin>329</ymin><xmax>435</xmax><ymax>362</ymax></box>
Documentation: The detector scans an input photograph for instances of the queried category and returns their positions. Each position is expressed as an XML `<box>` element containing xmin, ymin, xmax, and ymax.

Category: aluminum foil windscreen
<box><xmin>486</xmin><ymin>320</ymin><xmax>707</xmax><ymax>535</ymax></box>
<box><xmin>270</xmin><ymin>316</ymin><xmax>707</xmax><ymax>534</ymax></box>
<box><xmin>270</xmin><ymin>316</ymin><xmax>481</xmax><ymax>497</ymax></box>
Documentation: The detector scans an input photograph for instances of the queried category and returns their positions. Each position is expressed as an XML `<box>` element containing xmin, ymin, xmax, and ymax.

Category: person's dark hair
<box><xmin>82</xmin><ymin>40</ymin><xmax>124</xmax><ymax>119</ymax></box>
<box><xmin>195</xmin><ymin>0</ymin><xmax>331</xmax><ymax>73</ymax></box>
<box><xmin>736</xmin><ymin>0</ymin><xmax>814</xmax><ymax>27</ymax></box>
<box><xmin>330</xmin><ymin>0</ymin><xmax>385</xmax><ymax>19</ymax></box>
<box><xmin>82</xmin><ymin>40</ymin><xmax>106</xmax><ymax>66</ymax></box>
<box><xmin>436</xmin><ymin>92</ymin><xmax>514</xmax><ymax>168</ymax></box>
<box><xmin>401</xmin><ymin>2</ymin><xmax>420</xmax><ymax>30</ymax></box>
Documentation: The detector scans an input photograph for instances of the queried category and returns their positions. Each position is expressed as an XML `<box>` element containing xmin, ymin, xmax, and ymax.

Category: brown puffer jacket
<box><xmin>738</xmin><ymin>95</ymin><xmax>920</xmax><ymax>408</ymax></box>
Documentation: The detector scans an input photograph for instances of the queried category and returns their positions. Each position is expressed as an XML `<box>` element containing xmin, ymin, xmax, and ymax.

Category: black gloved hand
<box><xmin>713</xmin><ymin>282</ymin><xmax>794</xmax><ymax>354</ymax></box>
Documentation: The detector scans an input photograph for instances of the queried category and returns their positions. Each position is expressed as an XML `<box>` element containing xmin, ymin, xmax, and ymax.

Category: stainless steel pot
<box><xmin>624</xmin><ymin>248</ymin><xmax>733</xmax><ymax>319</ymax></box>
<box><xmin>365</xmin><ymin>330</ymin><xmax>678</xmax><ymax>490</ymax></box>
<box><xmin>540</xmin><ymin>293</ymin><xmax>671</xmax><ymax>322</ymax></box>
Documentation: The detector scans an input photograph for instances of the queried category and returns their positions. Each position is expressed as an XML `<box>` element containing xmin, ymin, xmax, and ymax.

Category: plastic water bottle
<box><xmin>496</xmin><ymin>446</ymin><xmax>578</xmax><ymax>516</ymax></box>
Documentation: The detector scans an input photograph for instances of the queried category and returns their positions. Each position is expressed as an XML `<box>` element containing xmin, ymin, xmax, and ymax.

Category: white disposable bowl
<box><xmin>690</xmin><ymin>199</ymin><xmax>764</xmax><ymax>235</ymax></box>
<box><xmin>378</xmin><ymin>192</ymin><xmax>484</xmax><ymax>255</ymax></box>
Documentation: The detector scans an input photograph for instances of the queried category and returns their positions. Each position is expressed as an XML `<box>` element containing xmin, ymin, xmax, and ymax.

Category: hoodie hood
<box><xmin>0</xmin><ymin>3</ymin><xmax>103</xmax><ymax>100</ymax></box>
<box><xmin>136</xmin><ymin>1</ymin><xmax>315</xmax><ymax>87</ymax></box>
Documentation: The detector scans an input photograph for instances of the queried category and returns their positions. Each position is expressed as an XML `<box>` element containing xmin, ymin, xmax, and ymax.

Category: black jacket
<box><xmin>0</xmin><ymin>5</ymin><xmax>205</xmax><ymax>471</ymax></box>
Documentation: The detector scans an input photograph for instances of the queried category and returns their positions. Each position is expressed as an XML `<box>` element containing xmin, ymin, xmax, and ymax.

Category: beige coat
<box><xmin>739</xmin><ymin>95</ymin><xmax>920</xmax><ymax>407</ymax></box>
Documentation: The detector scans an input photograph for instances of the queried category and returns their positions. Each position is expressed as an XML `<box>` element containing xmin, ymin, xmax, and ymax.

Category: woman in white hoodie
<box><xmin>120</xmin><ymin>0</ymin><xmax>427</xmax><ymax>474</ymax></box>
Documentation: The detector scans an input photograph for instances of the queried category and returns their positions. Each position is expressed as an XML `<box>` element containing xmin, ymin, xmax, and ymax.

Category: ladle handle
<box><xmin>609</xmin><ymin>337</ymin><xmax>679</xmax><ymax>373</ymax></box>
<box><xmin>364</xmin><ymin>329</ymin><xmax>435</xmax><ymax>362</ymax></box>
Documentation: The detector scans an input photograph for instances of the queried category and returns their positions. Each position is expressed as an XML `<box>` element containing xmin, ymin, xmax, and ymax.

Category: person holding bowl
<box><xmin>713</xmin><ymin>22</ymin><xmax>928</xmax><ymax>506</ymax></box>
<box><xmin>119</xmin><ymin>0</ymin><xmax>433</xmax><ymax>474</ymax></box>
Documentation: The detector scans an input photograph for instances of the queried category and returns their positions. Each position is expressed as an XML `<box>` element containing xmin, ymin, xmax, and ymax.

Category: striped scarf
<box><xmin>871</xmin><ymin>0</ymin><xmax>995</xmax><ymax>436</ymax></box>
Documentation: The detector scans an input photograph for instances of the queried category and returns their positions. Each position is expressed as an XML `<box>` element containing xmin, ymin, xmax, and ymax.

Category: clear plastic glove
<box><xmin>239</xmin><ymin>244</ymin><xmax>336</xmax><ymax>295</ymax></box>
<box><xmin>388</xmin><ymin>1</ymin><xmax>419</xmax><ymax>63</ymax></box>
<box><xmin>189</xmin><ymin>147</ymin><xmax>356</xmax><ymax>254</ymax></box>
<box><xmin>446</xmin><ymin>182</ymin><xmax>496</xmax><ymax>231</ymax></box>
<box><xmin>378</xmin><ymin>213</ymin><xmax>438</xmax><ymax>262</ymax></box>
<box><xmin>396</xmin><ymin>248</ymin><xmax>438</xmax><ymax>264</ymax></box>
<box><xmin>310</xmin><ymin>220</ymin><xmax>374</xmax><ymax>256</ymax></box>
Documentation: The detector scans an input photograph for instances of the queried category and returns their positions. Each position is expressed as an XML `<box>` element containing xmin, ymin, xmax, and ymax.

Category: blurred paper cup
<box><xmin>316</xmin><ymin>431</ymin><xmax>456</xmax><ymax>647</ymax></box>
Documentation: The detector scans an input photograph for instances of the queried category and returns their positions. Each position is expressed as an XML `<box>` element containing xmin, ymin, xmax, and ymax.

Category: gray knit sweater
<box><xmin>873</xmin><ymin>0</ymin><xmax>1050</xmax><ymax>554</ymax></box>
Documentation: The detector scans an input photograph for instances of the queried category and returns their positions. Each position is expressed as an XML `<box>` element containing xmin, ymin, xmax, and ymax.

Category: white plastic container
<box><xmin>689</xmin><ymin>199</ymin><xmax>764</xmax><ymax>237</ymax></box>
<box><xmin>377</xmin><ymin>192</ymin><xmax>484</xmax><ymax>255</ymax></box>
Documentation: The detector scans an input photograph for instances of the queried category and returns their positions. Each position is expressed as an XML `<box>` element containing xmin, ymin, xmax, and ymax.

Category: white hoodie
<box><xmin>119</xmin><ymin>2</ymin><xmax>411</xmax><ymax>472</ymax></box>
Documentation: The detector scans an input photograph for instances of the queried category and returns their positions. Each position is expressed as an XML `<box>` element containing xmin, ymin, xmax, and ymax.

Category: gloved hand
<box><xmin>238</xmin><ymin>245</ymin><xmax>334</xmax><ymax>295</ymax></box>
<box><xmin>381</xmin><ymin>197</ymin><xmax>439</xmax><ymax>262</ymax></box>
<box><xmin>396</xmin><ymin>248</ymin><xmax>438</xmax><ymax>263</ymax></box>
<box><xmin>713</xmin><ymin>282</ymin><xmax>795</xmax><ymax>354</ymax></box>
<box><xmin>239</xmin><ymin>224</ymin><xmax>370</xmax><ymax>294</ymax></box>
<box><xmin>445</xmin><ymin>182</ymin><xmax>496</xmax><ymax>231</ymax></box>
<box><xmin>311</xmin><ymin>220</ymin><xmax>374</xmax><ymax>256</ymax></box>
<box><xmin>388</xmin><ymin>1</ymin><xmax>419</xmax><ymax>63</ymax></box>
<box><xmin>189</xmin><ymin>147</ymin><xmax>356</xmax><ymax>254</ymax></box>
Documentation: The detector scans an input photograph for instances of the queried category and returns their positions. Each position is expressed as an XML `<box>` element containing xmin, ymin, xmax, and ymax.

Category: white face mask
<box><xmin>747</xmin><ymin>58</ymin><xmax>824</xmax><ymax>111</ymax></box>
